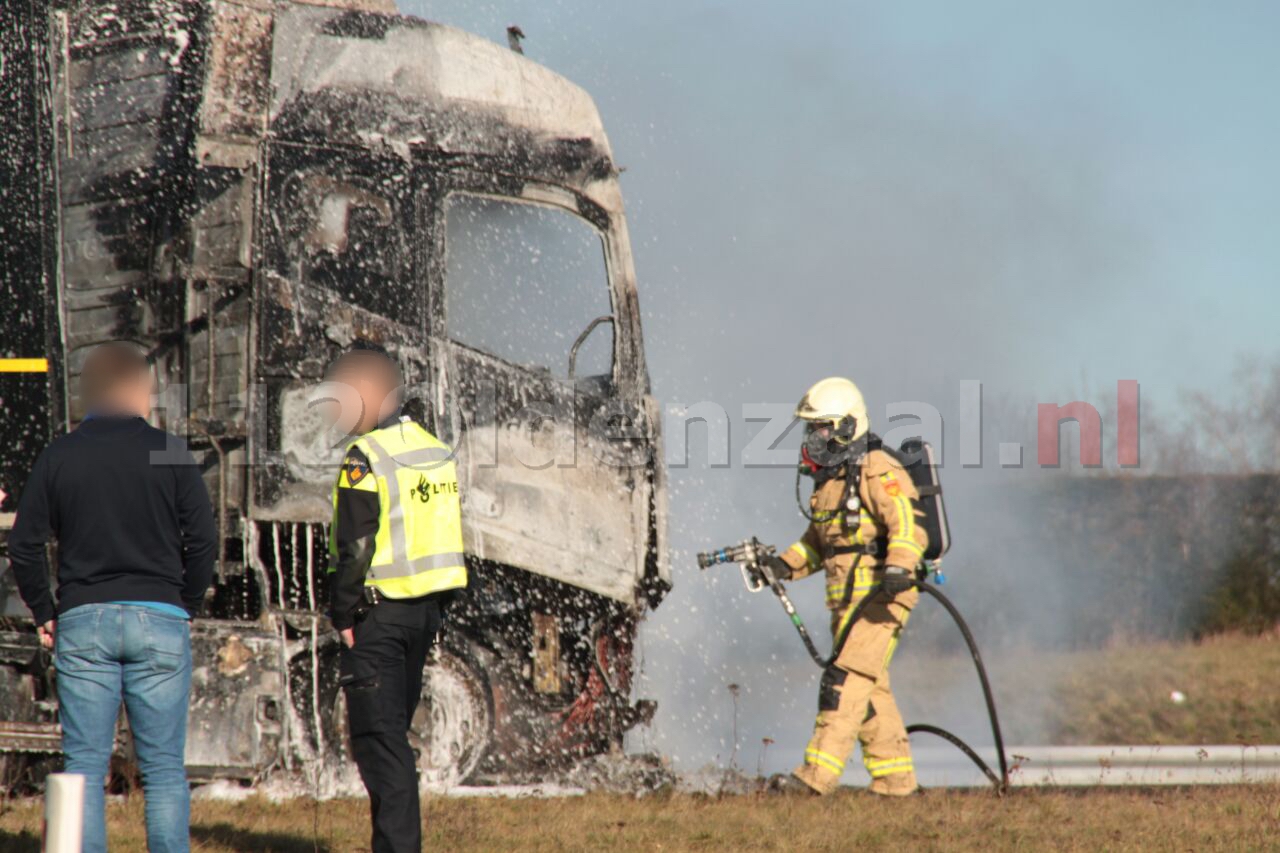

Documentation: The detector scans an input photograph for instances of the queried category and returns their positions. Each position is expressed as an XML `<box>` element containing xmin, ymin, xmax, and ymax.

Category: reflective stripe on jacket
<box><xmin>780</xmin><ymin>448</ymin><xmax>927</xmax><ymax>612</ymax></box>
<box><xmin>329</xmin><ymin>421</ymin><xmax>467</xmax><ymax>598</ymax></box>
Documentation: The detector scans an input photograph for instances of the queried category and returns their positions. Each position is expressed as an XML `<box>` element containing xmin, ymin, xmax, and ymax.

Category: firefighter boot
<box><xmin>766</xmin><ymin>774</ymin><xmax>821</xmax><ymax>796</ymax></box>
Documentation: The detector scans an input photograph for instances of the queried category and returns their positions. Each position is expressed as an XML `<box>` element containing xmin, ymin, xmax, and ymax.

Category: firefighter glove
<box><xmin>762</xmin><ymin>554</ymin><xmax>792</xmax><ymax>582</ymax></box>
<box><xmin>882</xmin><ymin>566</ymin><xmax>915</xmax><ymax>596</ymax></box>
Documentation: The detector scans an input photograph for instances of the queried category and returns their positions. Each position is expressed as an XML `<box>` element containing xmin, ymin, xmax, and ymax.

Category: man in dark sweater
<box><xmin>7</xmin><ymin>341</ymin><xmax>216</xmax><ymax>853</ymax></box>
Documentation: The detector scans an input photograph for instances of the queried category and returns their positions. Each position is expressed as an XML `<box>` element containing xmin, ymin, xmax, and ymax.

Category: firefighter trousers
<box><xmin>340</xmin><ymin>596</ymin><xmax>443</xmax><ymax>853</ymax></box>
<box><xmin>793</xmin><ymin>590</ymin><xmax>917</xmax><ymax>796</ymax></box>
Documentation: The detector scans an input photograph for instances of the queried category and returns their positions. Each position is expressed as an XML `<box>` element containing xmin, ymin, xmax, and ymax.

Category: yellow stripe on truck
<box><xmin>0</xmin><ymin>358</ymin><xmax>48</xmax><ymax>373</ymax></box>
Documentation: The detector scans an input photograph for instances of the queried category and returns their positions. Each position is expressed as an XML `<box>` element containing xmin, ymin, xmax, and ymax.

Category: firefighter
<box><xmin>325</xmin><ymin>349</ymin><xmax>467</xmax><ymax>853</ymax></box>
<box><xmin>769</xmin><ymin>377</ymin><xmax>927</xmax><ymax>796</ymax></box>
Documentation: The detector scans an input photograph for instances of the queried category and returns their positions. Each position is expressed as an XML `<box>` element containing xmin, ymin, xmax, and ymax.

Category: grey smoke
<box><xmin>403</xmin><ymin>0</ymin><xmax>1280</xmax><ymax>778</ymax></box>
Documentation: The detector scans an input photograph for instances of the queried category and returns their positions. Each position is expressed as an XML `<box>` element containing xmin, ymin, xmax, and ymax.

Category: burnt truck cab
<box><xmin>0</xmin><ymin>0</ymin><xmax>669</xmax><ymax>788</ymax></box>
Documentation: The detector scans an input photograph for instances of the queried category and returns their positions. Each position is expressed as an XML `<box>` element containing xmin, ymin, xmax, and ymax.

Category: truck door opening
<box><xmin>437</xmin><ymin>189</ymin><xmax>648</xmax><ymax>601</ymax></box>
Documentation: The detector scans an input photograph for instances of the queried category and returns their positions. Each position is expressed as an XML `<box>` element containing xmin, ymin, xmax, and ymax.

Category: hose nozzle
<box><xmin>696</xmin><ymin>548</ymin><xmax>733</xmax><ymax>570</ymax></box>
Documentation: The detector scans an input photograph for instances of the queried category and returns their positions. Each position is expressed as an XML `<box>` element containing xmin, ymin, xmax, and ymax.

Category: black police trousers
<box><xmin>340</xmin><ymin>596</ymin><xmax>442</xmax><ymax>853</ymax></box>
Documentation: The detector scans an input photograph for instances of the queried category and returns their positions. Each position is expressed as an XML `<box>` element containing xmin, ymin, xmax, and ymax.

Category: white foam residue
<box><xmin>191</xmin><ymin>778</ymin><xmax>586</xmax><ymax>802</ymax></box>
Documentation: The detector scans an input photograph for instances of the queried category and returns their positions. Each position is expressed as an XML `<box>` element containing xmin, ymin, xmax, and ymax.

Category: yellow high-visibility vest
<box><xmin>329</xmin><ymin>419</ymin><xmax>467</xmax><ymax>598</ymax></box>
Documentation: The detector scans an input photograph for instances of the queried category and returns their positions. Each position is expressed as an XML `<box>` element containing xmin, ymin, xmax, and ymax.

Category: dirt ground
<box><xmin>2</xmin><ymin>784</ymin><xmax>1279</xmax><ymax>852</ymax></box>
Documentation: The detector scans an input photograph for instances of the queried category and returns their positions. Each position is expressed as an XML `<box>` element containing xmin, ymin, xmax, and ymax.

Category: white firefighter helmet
<box><xmin>795</xmin><ymin>377</ymin><xmax>869</xmax><ymax>439</ymax></box>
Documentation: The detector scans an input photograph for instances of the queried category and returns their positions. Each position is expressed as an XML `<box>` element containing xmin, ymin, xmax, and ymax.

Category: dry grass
<box><xmin>3</xmin><ymin>634</ymin><xmax>1278</xmax><ymax>851</ymax></box>
<box><xmin>2</xmin><ymin>786</ymin><xmax>1280</xmax><ymax>852</ymax></box>
<box><xmin>1049</xmin><ymin>631</ymin><xmax>1280</xmax><ymax>744</ymax></box>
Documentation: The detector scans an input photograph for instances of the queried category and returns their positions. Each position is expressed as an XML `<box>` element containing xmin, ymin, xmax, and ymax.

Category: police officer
<box><xmin>326</xmin><ymin>349</ymin><xmax>466</xmax><ymax>853</ymax></box>
<box><xmin>769</xmin><ymin>377</ymin><xmax>927</xmax><ymax>796</ymax></box>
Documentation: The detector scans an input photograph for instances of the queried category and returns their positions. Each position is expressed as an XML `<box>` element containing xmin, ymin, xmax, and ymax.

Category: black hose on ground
<box><xmin>911</xmin><ymin>583</ymin><xmax>1010</xmax><ymax>793</ymax></box>
<box><xmin>767</xmin><ymin>578</ymin><xmax>1010</xmax><ymax>794</ymax></box>
<box><xmin>905</xmin><ymin>723</ymin><xmax>1003</xmax><ymax>791</ymax></box>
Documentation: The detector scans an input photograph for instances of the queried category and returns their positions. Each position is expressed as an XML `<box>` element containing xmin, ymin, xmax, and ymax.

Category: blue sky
<box><xmin>405</xmin><ymin>0</ymin><xmax>1280</xmax><ymax>414</ymax></box>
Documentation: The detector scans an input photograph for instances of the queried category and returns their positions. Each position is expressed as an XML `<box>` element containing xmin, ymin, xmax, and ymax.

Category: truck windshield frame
<box><xmin>440</xmin><ymin>190</ymin><xmax>618</xmax><ymax>384</ymax></box>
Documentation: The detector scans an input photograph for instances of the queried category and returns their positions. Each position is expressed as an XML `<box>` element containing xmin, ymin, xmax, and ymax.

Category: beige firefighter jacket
<box><xmin>779</xmin><ymin>448</ymin><xmax>928</xmax><ymax>612</ymax></box>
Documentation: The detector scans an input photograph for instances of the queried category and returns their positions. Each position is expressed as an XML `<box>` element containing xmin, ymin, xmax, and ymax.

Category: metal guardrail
<box><xmin>915</xmin><ymin>745</ymin><xmax>1280</xmax><ymax>787</ymax></box>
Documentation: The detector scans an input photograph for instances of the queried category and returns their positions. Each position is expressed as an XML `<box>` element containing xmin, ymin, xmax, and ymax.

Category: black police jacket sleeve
<box><xmin>7</xmin><ymin>448</ymin><xmax>56</xmax><ymax>625</ymax></box>
<box><xmin>330</xmin><ymin>447</ymin><xmax>380</xmax><ymax>630</ymax></box>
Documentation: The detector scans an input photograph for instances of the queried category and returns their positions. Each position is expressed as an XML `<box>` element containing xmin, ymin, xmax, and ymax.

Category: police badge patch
<box><xmin>342</xmin><ymin>454</ymin><xmax>370</xmax><ymax>487</ymax></box>
<box><xmin>413</xmin><ymin>474</ymin><xmax>432</xmax><ymax>503</ymax></box>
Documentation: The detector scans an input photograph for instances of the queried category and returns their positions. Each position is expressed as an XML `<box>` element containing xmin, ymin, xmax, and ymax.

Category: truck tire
<box><xmin>317</xmin><ymin>643</ymin><xmax>493</xmax><ymax>790</ymax></box>
<box><xmin>411</xmin><ymin>647</ymin><xmax>494</xmax><ymax>788</ymax></box>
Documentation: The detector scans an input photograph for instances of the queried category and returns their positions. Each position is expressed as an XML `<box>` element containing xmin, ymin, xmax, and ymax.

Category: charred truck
<box><xmin>0</xmin><ymin>0</ymin><xmax>670</xmax><ymax>789</ymax></box>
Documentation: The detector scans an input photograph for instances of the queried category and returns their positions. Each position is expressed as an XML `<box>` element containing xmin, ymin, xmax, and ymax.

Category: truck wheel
<box><xmin>322</xmin><ymin>646</ymin><xmax>492</xmax><ymax>789</ymax></box>
<box><xmin>410</xmin><ymin>648</ymin><xmax>493</xmax><ymax>788</ymax></box>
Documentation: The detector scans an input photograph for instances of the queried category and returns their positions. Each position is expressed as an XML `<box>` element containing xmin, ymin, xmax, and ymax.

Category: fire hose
<box><xmin>697</xmin><ymin>538</ymin><xmax>1009</xmax><ymax>793</ymax></box>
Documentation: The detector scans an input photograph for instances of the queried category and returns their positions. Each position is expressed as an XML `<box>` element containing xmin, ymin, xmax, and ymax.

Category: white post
<box><xmin>43</xmin><ymin>773</ymin><xmax>84</xmax><ymax>853</ymax></box>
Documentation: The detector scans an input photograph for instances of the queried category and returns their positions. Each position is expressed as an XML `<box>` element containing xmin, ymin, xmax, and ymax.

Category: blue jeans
<box><xmin>55</xmin><ymin>603</ymin><xmax>192</xmax><ymax>853</ymax></box>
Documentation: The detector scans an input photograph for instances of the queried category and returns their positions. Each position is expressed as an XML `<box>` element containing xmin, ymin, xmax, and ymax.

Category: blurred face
<box><xmin>121</xmin><ymin>370</ymin><xmax>157</xmax><ymax>418</ymax></box>
<box><xmin>327</xmin><ymin>364</ymin><xmax>396</xmax><ymax>436</ymax></box>
<box><xmin>83</xmin><ymin>350</ymin><xmax>155</xmax><ymax>419</ymax></box>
